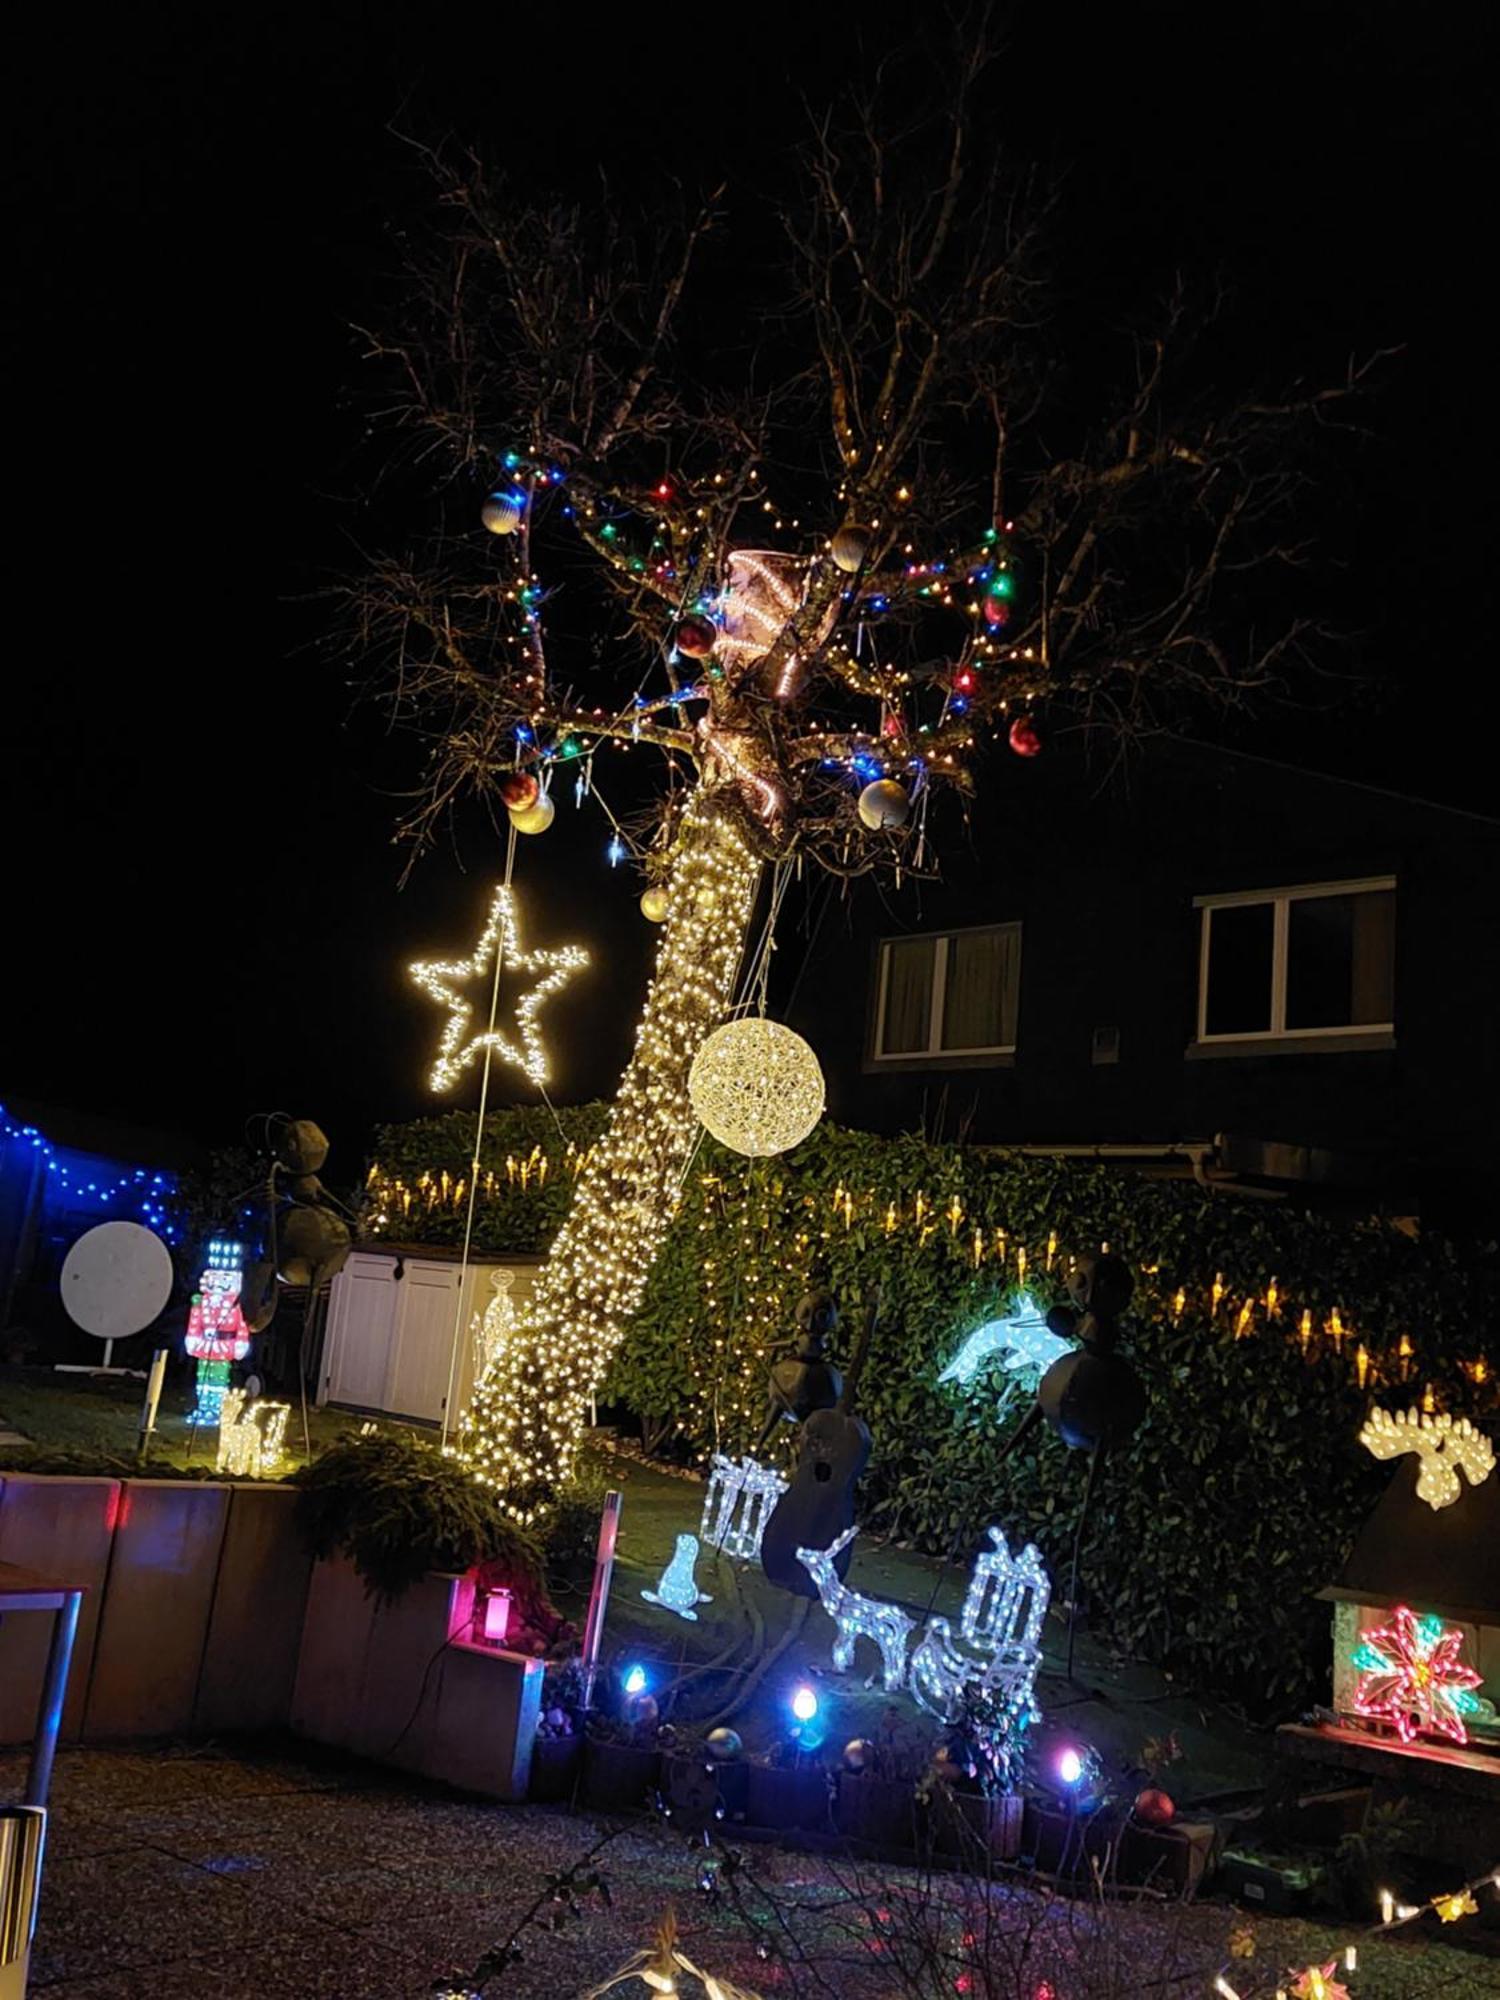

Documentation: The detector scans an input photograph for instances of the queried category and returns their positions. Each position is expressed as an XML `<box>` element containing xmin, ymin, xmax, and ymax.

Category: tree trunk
<box><xmin>455</xmin><ymin>792</ymin><xmax>762</xmax><ymax>1515</ymax></box>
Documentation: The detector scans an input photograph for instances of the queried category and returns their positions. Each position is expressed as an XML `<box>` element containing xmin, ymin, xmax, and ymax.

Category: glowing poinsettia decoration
<box><xmin>1291</xmin><ymin>1964</ymin><xmax>1350</xmax><ymax>2000</ymax></box>
<box><xmin>1352</xmin><ymin>1604</ymin><xmax>1483</xmax><ymax>1746</ymax></box>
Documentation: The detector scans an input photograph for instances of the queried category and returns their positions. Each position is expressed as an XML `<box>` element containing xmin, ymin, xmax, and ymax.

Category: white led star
<box><xmin>1359</xmin><ymin>1405</ymin><xmax>1495</xmax><ymax>1511</ymax></box>
<box><xmin>410</xmin><ymin>885</ymin><xmax>588</xmax><ymax>1092</ymax></box>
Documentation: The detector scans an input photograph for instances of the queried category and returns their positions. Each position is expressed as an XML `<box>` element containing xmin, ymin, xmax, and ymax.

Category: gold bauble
<box><xmin>857</xmin><ymin>778</ymin><xmax>910</xmax><ymax>830</ymax></box>
<box><xmin>508</xmin><ymin>794</ymin><xmax>555</xmax><ymax>835</ymax></box>
<box><xmin>640</xmin><ymin>885</ymin><xmax>670</xmax><ymax>923</ymax></box>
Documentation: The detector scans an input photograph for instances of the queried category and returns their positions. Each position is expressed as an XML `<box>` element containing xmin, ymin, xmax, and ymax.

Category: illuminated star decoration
<box><xmin>1359</xmin><ymin>1405</ymin><xmax>1495</xmax><ymax>1511</ymax></box>
<box><xmin>938</xmin><ymin>1292</ymin><xmax>1073</xmax><ymax>1390</ymax></box>
<box><xmin>1351</xmin><ymin>1603</ymin><xmax>1484</xmax><ymax>1746</ymax></box>
<box><xmin>410</xmin><ymin>885</ymin><xmax>588</xmax><ymax>1093</ymax></box>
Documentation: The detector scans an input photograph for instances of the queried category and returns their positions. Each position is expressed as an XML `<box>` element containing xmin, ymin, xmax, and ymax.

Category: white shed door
<box><xmin>386</xmin><ymin>1262</ymin><xmax>461</xmax><ymax>1424</ymax></box>
<box><xmin>323</xmin><ymin>1253</ymin><xmax>400</xmax><ymax>1411</ymax></box>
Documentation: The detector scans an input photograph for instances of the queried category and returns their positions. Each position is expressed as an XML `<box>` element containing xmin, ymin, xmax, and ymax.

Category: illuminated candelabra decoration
<box><xmin>1359</xmin><ymin>1405</ymin><xmax>1494</xmax><ymax>1511</ymax></box>
<box><xmin>701</xmin><ymin>1453</ymin><xmax>788</xmax><ymax>1561</ymax></box>
<box><xmin>185</xmin><ymin>1238</ymin><xmax>252</xmax><ymax>1426</ymax></box>
<box><xmin>216</xmin><ymin>1389</ymin><xmax>291</xmax><ymax>1478</ymax></box>
<box><xmin>1351</xmin><ymin>1603</ymin><xmax>1483</xmax><ymax>1746</ymax></box>
<box><xmin>641</xmin><ymin>1533</ymin><xmax>713</xmax><ymax>1621</ymax></box>
<box><xmin>909</xmin><ymin>1527</ymin><xmax>1050</xmax><ymax>1723</ymax></box>
<box><xmin>938</xmin><ymin>1292</ymin><xmax>1073</xmax><ymax>1389</ymax></box>
<box><xmin>797</xmin><ymin>1524</ymin><xmax>915</xmax><ymax>1692</ymax></box>
<box><xmin>471</xmin><ymin>1267</ymin><xmax>519</xmax><ymax>1386</ymax></box>
<box><xmin>409</xmin><ymin>883</ymin><xmax>588</xmax><ymax>1092</ymax></box>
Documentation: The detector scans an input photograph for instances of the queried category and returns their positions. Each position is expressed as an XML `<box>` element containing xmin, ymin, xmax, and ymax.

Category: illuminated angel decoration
<box><xmin>1358</xmin><ymin>1406</ymin><xmax>1495</xmax><ymax>1511</ymax></box>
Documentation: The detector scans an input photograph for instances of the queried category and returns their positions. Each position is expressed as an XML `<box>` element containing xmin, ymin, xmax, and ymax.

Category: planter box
<box><xmin>0</xmin><ymin>1474</ymin><xmax>118</xmax><ymax>1746</ymax></box>
<box><xmin>83</xmin><ymin>1481</ymin><xmax>230</xmax><ymax>1740</ymax></box>
<box><xmin>746</xmin><ymin>1762</ymin><xmax>832</xmax><ymax>1836</ymax></box>
<box><xmin>835</xmin><ymin>1773</ymin><xmax>919</xmax><ymax>1851</ymax></box>
<box><xmin>582</xmin><ymin>1740</ymin><xmax>661</xmax><ymax>1814</ymax></box>
<box><xmin>932</xmin><ymin>1789</ymin><xmax>1024</xmax><ymax>1864</ymax></box>
<box><xmin>195</xmin><ymin>1484</ymin><xmax>311</xmax><ymax>1734</ymax></box>
<box><xmin>1118</xmin><ymin>1818</ymin><xmax>1219</xmax><ymax>1899</ymax></box>
<box><xmin>529</xmin><ymin>1736</ymin><xmax>584</xmax><ymax>1803</ymax></box>
<box><xmin>291</xmin><ymin>1556</ymin><xmax>542</xmax><ymax>1801</ymax></box>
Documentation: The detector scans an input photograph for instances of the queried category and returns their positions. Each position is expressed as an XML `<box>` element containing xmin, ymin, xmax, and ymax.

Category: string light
<box><xmin>1358</xmin><ymin>1405</ymin><xmax>1494</xmax><ymax>1510</ymax></box>
<box><xmin>455</xmin><ymin>801</ymin><xmax>760</xmax><ymax>1514</ymax></box>
<box><xmin>1</xmin><ymin>1101</ymin><xmax>178</xmax><ymax>1238</ymax></box>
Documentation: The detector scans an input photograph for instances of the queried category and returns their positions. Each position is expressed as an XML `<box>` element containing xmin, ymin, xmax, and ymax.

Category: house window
<box><xmin>872</xmin><ymin>924</ymin><xmax>1021</xmax><ymax>1062</ymax></box>
<box><xmin>1194</xmin><ymin>878</ymin><xmax>1395</xmax><ymax>1046</ymax></box>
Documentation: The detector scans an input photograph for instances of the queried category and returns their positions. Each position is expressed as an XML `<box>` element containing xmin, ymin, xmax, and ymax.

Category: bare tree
<box><xmin>343</xmin><ymin>43</ymin><xmax>1366</xmax><ymax>1508</ymax></box>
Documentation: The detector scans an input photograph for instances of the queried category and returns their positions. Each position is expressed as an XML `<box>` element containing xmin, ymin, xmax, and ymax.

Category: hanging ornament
<box><xmin>688</xmin><ymin>1018</ymin><xmax>825</xmax><ymax>1158</ymax></box>
<box><xmin>640</xmin><ymin>885</ymin><xmax>670</xmax><ymax>923</ymax></box>
<box><xmin>509</xmin><ymin>793</ymin><xmax>555</xmax><ymax>835</ymax></box>
<box><xmin>1008</xmin><ymin>716</ymin><xmax>1042</xmax><ymax>759</ymax></box>
<box><xmin>857</xmin><ymin>778</ymin><xmax>910</xmax><ymax>831</ymax></box>
<box><xmin>830</xmin><ymin>524</ymin><xmax>872</xmax><ymax>573</ymax></box>
<box><xmin>704</xmin><ymin>1726</ymin><xmax>744</xmax><ymax>1763</ymax></box>
<box><xmin>499</xmin><ymin>771</ymin><xmax>539</xmax><ymax>811</ymax></box>
<box><xmin>480</xmin><ymin>490</ymin><xmax>525</xmax><ymax>535</ymax></box>
<box><xmin>842</xmin><ymin>1737</ymin><xmax>875</xmax><ymax>1774</ymax></box>
<box><xmin>983</xmin><ymin>595</ymin><xmax>1011</xmax><ymax>628</ymax></box>
<box><xmin>673</xmin><ymin>614</ymin><xmax>718</xmax><ymax>659</ymax></box>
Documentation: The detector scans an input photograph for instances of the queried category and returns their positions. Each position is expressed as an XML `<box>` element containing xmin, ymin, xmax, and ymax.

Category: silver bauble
<box><xmin>480</xmin><ymin>491</ymin><xmax>524</xmax><ymax>535</ymax></box>
<box><xmin>857</xmin><ymin>778</ymin><xmax>910</xmax><ymax>831</ymax></box>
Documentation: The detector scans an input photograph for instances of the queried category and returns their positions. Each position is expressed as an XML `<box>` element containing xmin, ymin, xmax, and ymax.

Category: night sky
<box><xmin>4</xmin><ymin>5</ymin><xmax>1495</xmax><ymax>1172</ymax></box>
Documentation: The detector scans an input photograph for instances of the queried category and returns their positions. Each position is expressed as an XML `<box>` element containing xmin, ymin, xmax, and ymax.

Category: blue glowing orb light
<box><xmin>624</xmin><ymin>1665</ymin><xmax>648</xmax><ymax>1697</ymax></box>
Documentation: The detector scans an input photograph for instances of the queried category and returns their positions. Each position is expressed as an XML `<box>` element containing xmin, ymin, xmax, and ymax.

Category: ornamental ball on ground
<box><xmin>705</xmin><ymin>1727</ymin><xmax>744</xmax><ymax>1762</ymax></box>
<box><xmin>480</xmin><ymin>490</ymin><xmax>524</xmax><ymax>534</ymax></box>
<box><xmin>674</xmin><ymin>614</ymin><xmax>718</xmax><ymax>658</ymax></box>
<box><xmin>1009</xmin><ymin>715</ymin><xmax>1042</xmax><ymax>758</ymax></box>
<box><xmin>1134</xmin><ymin>1786</ymin><xmax>1176</xmax><ymax>1826</ymax></box>
<box><xmin>857</xmin><ymin>778</ymin><xmax>910</xmax><ymax>830</ymax></box>
<box><xmin>688</xmin><ymin>1018</ymin><xmax>825</xmax><ymax>1158</ymax></box>
<box><xmin>640</xmin><ymin>885</ymin><xmax>670</xmax><ymax>923</ymax></box>
<box><xmin>842</xmin><ymin>1737</ymin><xmax>875</xmax><ymax>1773</ymax></box>
<box><xmin>499</xmin><ymin>771</ymin><xmax>539</xmax><ymax>810</ymax></box>
<box><xmin>508</xmin><ymin>793</ymin><xmax>555</xmax><ymax>835</ymax></box>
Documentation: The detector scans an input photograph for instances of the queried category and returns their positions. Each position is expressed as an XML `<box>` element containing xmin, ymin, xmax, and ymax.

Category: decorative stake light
<box><xmin>409</xmin><ymin>884</ymin><xmax>588</xmax><ymax>1092</ymax></box>
<box><xmin>1359</xmin><ymin>1405</ymin><xmax>1494</xmax><ymax>1510</ymax></box>
<box><xmin>688</xmin><ymin>1018</ymin><xmax>824</xmax><ymax>1158</ymax></box>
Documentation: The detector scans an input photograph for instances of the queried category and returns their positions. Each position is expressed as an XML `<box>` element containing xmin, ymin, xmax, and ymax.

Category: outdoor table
<box><xmin>0</xmin><ymin>1562</ymin><xmax>84</xmax><ymax>1809</ymax></box>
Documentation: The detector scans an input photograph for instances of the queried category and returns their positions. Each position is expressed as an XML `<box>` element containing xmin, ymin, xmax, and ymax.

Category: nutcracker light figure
<box><xmin>185</xmin><ymin>1238</ymin><xmax>252</xmax><ymax>1424</ymax></box>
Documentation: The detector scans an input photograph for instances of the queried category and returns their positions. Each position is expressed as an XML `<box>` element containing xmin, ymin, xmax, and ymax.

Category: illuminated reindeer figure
<box><xmin>797</xmin><ymin>1525</ymin><xmax>915</xmax><ymax>1693</ymax></box>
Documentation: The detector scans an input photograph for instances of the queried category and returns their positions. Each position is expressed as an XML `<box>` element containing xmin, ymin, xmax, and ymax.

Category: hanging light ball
<box><xmin>704</xmin><ymin>1726</ymin><xmax>744</xmax><ymax>1763</ymax></box>
<box><xmin>842</xmin><ymin>1737</ymin><xmax>876</xmax><ymax>1774</ymax></box>
<box><xmin>480</xmin><ymin>490</ymin><xmax>525</xmax><ymax>535</ymax></box>
<box><xmin>857</xmin><ymin>778</ymin><xmax>910</xmax><ymax>831</ymax></box>
<box><xmin>1009</xmin><ymin>716</ymin><xmax>1042</xmax><ymax>759</ymax></box>
<box><xmin>688</xmin><ymin>1019</ymin><xmax>825</xmax><ymax>1158</ymax></box>
<box><xmin>640</xmin><ymin>885</ymin><xmax>670</xmax><ymax>923</ymax></box>
<box><xmin>830</xmin><ymin>524</ymin><xmax>872</xmax><ymax>573</ymax></box>
<box><xmin>499</xmin><ymin>771</ymin><xmax>539</xmax><ymax>811</ymax></box>
<box><xmin>508</xmin><ymin>794</ymin><xmax>555</xmax><ymax>835</ymax></box>
<box><xmin>673</xmin><ymin>614</ymin><xmax>718</xmax><ymax>659</ymax></box>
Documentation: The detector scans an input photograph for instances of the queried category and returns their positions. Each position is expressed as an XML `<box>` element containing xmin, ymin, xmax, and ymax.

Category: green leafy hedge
<box><xmin>366</xmin><ymin>1113</ymin><xmax>1497</xmax><ymax>1711</ymax></box>
<box><xmin>363</xmin><ymin>1105</ymin><xmax>607</xmax><ymax>1254</ymax></box>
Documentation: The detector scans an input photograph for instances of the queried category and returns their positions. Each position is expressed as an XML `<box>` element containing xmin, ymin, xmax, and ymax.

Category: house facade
<box><xmin>787</xmin><ymin>740</ymin><xmax>1500</xmax><ymax>1227</ymax></box>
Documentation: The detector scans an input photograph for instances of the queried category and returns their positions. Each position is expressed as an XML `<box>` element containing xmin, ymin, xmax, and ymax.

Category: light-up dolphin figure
<box><xmin>939</xmin><ymin>1292</ymin><xmax>1074</xmax><ymax>1392</ymax></box>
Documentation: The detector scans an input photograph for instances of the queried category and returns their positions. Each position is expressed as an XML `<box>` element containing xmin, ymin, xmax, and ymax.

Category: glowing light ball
<box><xmin>1057</xmin><ymin>1747</ymin><xmax>1084</xmax><ymax>1787</ymax></box>
<box><xmin>624</xmin><ymin>1665</ymin><xmax>648</xmax><ymax>1696</ymax></box>
<box><xmin>830</xmin><ymin>523</ymin><xmax>871</xmax><ymax>573</ymax></box>
<box><xmin>1134</xmin><ymin>1787</ymin><xmax>1176</xmax><ymax>1826</ymax></box>
<box><xmin>688</xmin><ymin>1018</ymin><xmax>825</xmax><ymax>1158</ymax></box>
<box><xmin>791</xmin><ymin>1685</ymin><xmax>819</xmax><ymax>1724</ymax></box>
<box><xmin>509</xmin><ymin>793</ymin><xmax>555</xmax><ymax>834</ymax></box>
<box><xmin>1009</xmin><ymin>716</ymin><xmax>1042</xmax><ymax>758</ymax></box>
<box><xmin>499</xmin><ymin>770</ymin><xmax>539</xmax><ymax>810</ymax></box>
<box><xmin>640</xmin><ymin>885</ymin><xmax>670</xmax><ymax>923</ymax></box>
<box><xmin>857</xmin><ymin>778</ymin><xmax>910</xmax><ymax>830</ymax></box>
<box><xmin>674</xmin><ymin>614</ymin><xmax>718</xmax><ymax>659</ymax></box>
<box><xmin>480</xmin><ymin>490</ymin><xmax>525</xmax><ymax>534</ymax></box>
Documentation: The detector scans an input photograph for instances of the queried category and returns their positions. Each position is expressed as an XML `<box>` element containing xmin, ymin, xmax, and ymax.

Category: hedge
<box><xmin>367</xmin><ymin>1114</ymin><xmax>1497</xmax><ymax>1712</ymax></box>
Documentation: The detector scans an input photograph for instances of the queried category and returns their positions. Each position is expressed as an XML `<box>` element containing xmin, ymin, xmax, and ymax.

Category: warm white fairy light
<box><xmin>409</xmin><ymin>884</ymin><xmax>588</xmax><ymax>1092</ymax></box>
<box><xmin>456</xmin><ymin>800</ymin><xmax>761</xmax><ymax>1515</ymax></box>
<box><xmin>216</xmin><ymin>1389</ymin><xmax>290</xmax><ymax>1478</ymax></box>
<box><xmin>1359</xmin><ymin>1404</ymin><xmax>1494</xmax><ymax>1510</ymax></box>
<box><xmin>688</xmin><ymin>1018</ymin><xmax>824</xmax><ymax>1158</ymax></box>
<box><xmin>798</xmin><ymin>1524</ymin><xmax>915</xmax><ymax>1691</ymax></box>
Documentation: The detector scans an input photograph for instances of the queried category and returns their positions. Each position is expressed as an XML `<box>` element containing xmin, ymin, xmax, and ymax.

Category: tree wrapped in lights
<box><xmin>347</xmin><ymin>42</ymin><xmax>1366</xmax><ymax>1511</ymax></box>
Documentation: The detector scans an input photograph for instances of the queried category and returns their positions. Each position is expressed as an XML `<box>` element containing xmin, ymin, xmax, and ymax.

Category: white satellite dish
<box><xmin>59</xmin><ymin>1221</ymin><xmax>174</xmax><ymax>1369</ymax></box>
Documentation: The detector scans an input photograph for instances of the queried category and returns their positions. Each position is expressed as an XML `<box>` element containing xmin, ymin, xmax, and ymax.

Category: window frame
<box><xmin>869</xmin><ymin>921</ymin><xmax>1022</xmax><ymax>1067</ymax></box>
<box><xmin>1192</xmin><ymin>875</ymin><xmax>1396</xmax><ymax>1049</ymax></box>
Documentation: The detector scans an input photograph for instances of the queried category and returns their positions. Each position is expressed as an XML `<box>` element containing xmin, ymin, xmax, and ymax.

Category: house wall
<box><xmin>787</xmin><ymin>742</ymin><xmax>1500</xmax><ymax>1221</ymax></box>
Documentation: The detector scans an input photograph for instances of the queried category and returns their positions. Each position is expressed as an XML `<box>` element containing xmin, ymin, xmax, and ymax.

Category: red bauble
<box><xmin>1134</xmin><ymin>1787</ymin><xmax>1175</xmax><ymax>1827</ymax></box>
<box><xmin>674</xmin><ymin>615</ymin><xmax>718</xmax><ymax>659</ymax></box>
<box><xmin>499</xmin><ymin>771</ymin><xmax>540</xmax><ymax>810</ymax></box>
<box><xmin>983</xmin><ymin>596</ymin><xmax>1011</xmax><ymax>628</ymax></box>
<box><xmin>1008</xmin><ymin>716</ymin><xmax>1042</xmax><ymax>759</ymax></box>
